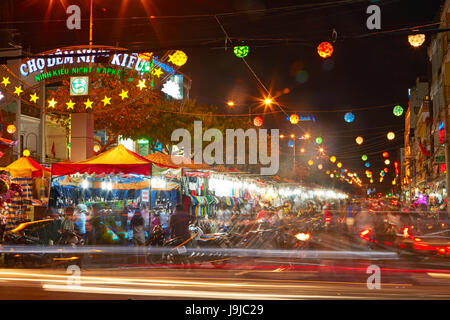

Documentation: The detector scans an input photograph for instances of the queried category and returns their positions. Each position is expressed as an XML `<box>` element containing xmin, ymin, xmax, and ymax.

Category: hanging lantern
<box><xmin>234</xmin><ymin>46</ymin><xmax>249</xmax><ymax>58</ymax></box>
<box><xmin>382</xmin><ymin>152</ymin><xmax>389</xmax><ymax>158</ymax></box>
<box><xmin>393</xmin><ymin>105</ymin><xmax>404</xmax><ymax>116</ymax></box>
<box><xmin>308</xmin><ymin>160</ymin><xmax>314</xmax><ymax>166</ymax></box>
<box><xmin>381</xmin><ymin>172</ymin><xmax>385</xmax><ymax>177</ymax></box>
<box><xmin>337</xmin><ymin>162</ymin><xmax>342</xmax><ymax>168</ymax></box>
<box><xmin>93</xmin><ymin>144</ymin><xmax>101</xmax><ymax>153</ymax></box>
<box><xmin>330</xmin><ymin>156</ymin><xmax>336</xmax><ymax>163</ymax></box>
<box><xmin>317</xmin><ymin>42</ymin><xmax>333</xmax><ymax>59</ymax></box>
<box><xmin>384</xmin><ymin>168</ymin><xmax>388</xmax><ymax>173</ymax></box>
<box><xmin>330</xmin><ymin>174</ymin><xmax>334</xmax><ymax>178</ymax></box>
<box><xmin>408</xmin><ymin>34</ymin><xmax>426</xmax><ymax>48</ymax></box>
<box><xmin>315</xmin><ymin>136</ymin><xmax>323</xmax><ymax>144</ymax></box>
<box><xmin>365</xmin><ymin>162</ymin><xmax>370</xmax><ymax>168</ymax></box>
<box><xmin>253</xmin><ymin>116</ymin><xmax>263</xmax><ymax>127</ymax></box>
<box><xmin>344</xmin><ymin>112</ymin><xmax>355</xmax><ymax>123</ymax></box>
<box><xmin>361</xmin><ymin>154</ymin><xmax>368</xmax><ymax>161</ymax></box>
<box><xmin>356</xmin><ymin>136</ymin><xmax>364</xmax><ymax>145</ymax></box>
<box><xmin>289</xmin><ymin>114</ymin><xmax>300</xmax><ymax>124</ymax></box>
<box><xmin>385</xmin><ymin>159</ymin><xmax>390</xmax><ymax>165</ymax></box>
<box><xmin>23</xmin><ymin>149</ymin><xmax>30</xmax><ymax>157</ymax></box>
<box><xmin>168</xmin><ymin>50</ymin><xmax>188</xmax><ymax>66</ymax></box>
<box><xmin>6</xmin><ymin>124</ymin><xmax>16</xmax><ymax>134</ymax></box>
<box><xmin>318</xmin><ymin>164</ymin><xmax>323</xmax><ymax>170</ymax></box>
<box><xmin>370</xmin><ymin>179</ymin><xmax>373</xmax><ymax>183</ymax></box>
<box><xmin>387</xmin><ymin>132</ymin><xmax>395</xmax><ymax>140</ymax></box>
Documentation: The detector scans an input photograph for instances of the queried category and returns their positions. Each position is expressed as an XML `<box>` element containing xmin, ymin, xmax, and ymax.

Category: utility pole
<box><xmin>89</xmin><ymin>0</ymin><xmax>93</xmax><ymax>47</ymax></box>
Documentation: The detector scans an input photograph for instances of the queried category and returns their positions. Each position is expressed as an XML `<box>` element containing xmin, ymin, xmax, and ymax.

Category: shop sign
<box><xmin>142</xmin><ymin>190</ymin><xmax>149</xmax><ymax>202</ymax></box>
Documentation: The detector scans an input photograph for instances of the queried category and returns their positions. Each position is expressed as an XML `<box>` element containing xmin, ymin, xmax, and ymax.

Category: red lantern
<box><xmin>253</xmin><ymin>116</ymin><xmax>263</xmax><ymax>127</ymax></box>
<box><xmin>317</xmin><ymin>42</ymin><xmax>333</xmax><ymax>59</ymax></box>
<box><xmin>382</xmin><ymin>152</ymin><xmax>389</xmax><ymax>158</ymax></box>
<box><xmin>384</xmin><ymin>168</ymin><xmax>388</xmax><ymax>173</ymax></box>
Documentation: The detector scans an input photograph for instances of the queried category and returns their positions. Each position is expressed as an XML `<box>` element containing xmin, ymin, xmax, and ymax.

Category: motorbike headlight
<box><xmin>295</xmin><ymin>233</ymin><xmax>310</xmax><ymax>241</ymax></box>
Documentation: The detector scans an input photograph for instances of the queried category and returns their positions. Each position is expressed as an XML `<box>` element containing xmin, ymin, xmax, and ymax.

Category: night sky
<box><xmin>0</xmin><ymin>0</ymin><xmax>444</xmax><ymax>193</ymax></box>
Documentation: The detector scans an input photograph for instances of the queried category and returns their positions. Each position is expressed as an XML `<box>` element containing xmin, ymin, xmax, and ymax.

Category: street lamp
<box><xmin>264</xmin><ymin>98</ymin><xmax>272</xmax><ymax>106</ymax></box>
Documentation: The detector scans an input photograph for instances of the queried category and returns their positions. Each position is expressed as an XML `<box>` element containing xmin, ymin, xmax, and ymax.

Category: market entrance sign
<box><xmin>36</xmin><ymin>66</ymin><xmax>122</xmax><ymax>82</ymax></box>
<box><xmin>0</xmin><ymin>45</ymin><xmax>187</xmax><ymax>114</ymax></box>
<box><xmin>19</xmin><ymin>47</ymin><xmax>176</xmax><ymax>78</ymax></box>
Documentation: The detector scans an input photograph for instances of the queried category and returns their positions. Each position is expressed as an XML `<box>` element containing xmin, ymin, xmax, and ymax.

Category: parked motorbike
<box><xmin>188</xmin><ymin>224</ymin><xmax>231</xmax><ymax>266</ymax></box>
<box><xmin>146</xmin><ymin>225</ymin><xmax>191</xmax><ymax>266</ymax></box>
<box><xmin>3</xmin><ymin>232</ymin><xmax>53</xmax><ymax>268</ymax></box>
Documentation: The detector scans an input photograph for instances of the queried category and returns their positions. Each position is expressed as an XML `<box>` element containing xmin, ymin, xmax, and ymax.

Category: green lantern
<box><xmin>362</xmin><ymin>154</ymin><xmax>368</xmax><ymax>161</ymax></box>
<box><xmin>234</xmin><ymin>46</ymin><xmax>249</xmax><ymax>58</ymax></box>
<box><xmin>393</xmin><ymin>105</ymin><xmax>403</xmax><ymax>116</ymax></box>
<box><xmin>315</xmin><ymin>136</ymin><xmax>323</xmax><ymax>144</ymax></box>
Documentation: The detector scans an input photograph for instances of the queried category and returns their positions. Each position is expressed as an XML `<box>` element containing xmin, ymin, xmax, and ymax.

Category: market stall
<box><xmin>0</xmin><ymin>156</ymin><xmax>51</xmax><ymax>224</ymax></box>
<box><xmin>50</xmin><ymin>144</ymin><xmax>152</xmax><ymax>209</ymax></box>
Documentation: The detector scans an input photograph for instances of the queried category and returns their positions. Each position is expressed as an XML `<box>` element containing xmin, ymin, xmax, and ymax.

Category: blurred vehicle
<box><xmin>398</xmin><ymin>226</ymin><xmax>450</xmax><ymax>257</ymax></box>
<box><xmin>2</xmin><ymin>219</ymin><xmax>82</xmax><ymax>268</ymax></box>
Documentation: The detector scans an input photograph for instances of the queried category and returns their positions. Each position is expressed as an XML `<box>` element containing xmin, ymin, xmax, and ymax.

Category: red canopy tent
<box><xmin>51</xmin><ymin>144</ymin><xmax>154</xmax><ymax>176</ymax></box>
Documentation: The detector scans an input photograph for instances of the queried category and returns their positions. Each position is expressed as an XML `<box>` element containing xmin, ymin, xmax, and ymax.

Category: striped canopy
<box><xmin>1</xmin><ymin>156</ymin><xmax>51</xmax><ymax>178</ymax></box>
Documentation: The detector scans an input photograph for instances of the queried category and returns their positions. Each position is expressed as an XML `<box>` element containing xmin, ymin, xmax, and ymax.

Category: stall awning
<box><xmin>51</xmin><ymin>144</ymin><xmax>152</xmax><ymax>176</ymax></box>
<box><xmin>145</xmin><ymin>152</ymin><xmax>210</xmax><ymax>170</ymax></box>
<box><xmin>1</xmin><ymin>156</ymin><xmax>51</xmax><ymax>178</ymax></box>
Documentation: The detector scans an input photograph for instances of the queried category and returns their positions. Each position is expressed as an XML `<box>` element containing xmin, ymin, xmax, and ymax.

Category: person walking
<box><xmin>73</xmin><ymin>204</ymin><xmax>87</xmax><ymax>241</ymax></box>
<box><xmin>169</xmin><ymin>204</ymin><xmax>190</xmax><ymax>241</ymax></box>
<box><xmin>130</xmin><ymin>210</ymin><xmax>146</xmax><ymax>264</ymax></box>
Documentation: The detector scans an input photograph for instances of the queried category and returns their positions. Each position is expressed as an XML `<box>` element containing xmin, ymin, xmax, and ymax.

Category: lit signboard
<box><xmin>70</xmin><ymin>76</ymin><xmax>89</xmax><ymax>96</ymax></box>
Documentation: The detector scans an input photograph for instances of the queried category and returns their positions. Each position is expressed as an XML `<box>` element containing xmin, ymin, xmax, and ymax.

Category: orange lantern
<box><xmin>356</xmin><ymin>136</ymin><xmax>363</xmax><ymax>145</ymax></box>
<box><xmin>7</xmin><ymin>124</ymin><xmax>16</xmax><ymax>134</ymax></box>
<box><xmin>382</xmin><ymin>152</ymin><xmax>389</xmax><ymax>158</ymax></box>
<box><xmin>253</xmin><ymin>116</ymin><xmax>263</xmax><ymax>127</ymax></box>
<box><xmin>317</xmin><ymin>42</ymin><xmax>334</xmax><ymax>59</ymax></box>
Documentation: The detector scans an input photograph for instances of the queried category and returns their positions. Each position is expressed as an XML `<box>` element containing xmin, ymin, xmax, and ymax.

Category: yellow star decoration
<box><xmin>48</xmin><ymin>98</ymin><xmax>57</xmax><ymax>109</ymax></box>
<box><xmin>1</xmin><ymin>77</ymin><xmax>11</xmax><ymax>87</ymax></box>
<box><xmin>66</xmin><ymin>99</ymin><xmax>75</xmax><ymax>110</ymax></box>
<box><xmin>137</xmin><ymin>79</ymin><xmax>147</xmax><ymax>91</ymax></box>
<box><xmin>84</xmin><ymin>98</ymin><xmax>94</xmax><ymax>110</ymax></box>
<box><xmin>101</xmin><ymin>96</ymin><xmax>111</xmax><ymax>106</ymax></box>
<box><xmin>13</xmin><ymin>86</ymin><xmax>23</xmax><ymax>96</ymax></box>
<box><xmin>119</xmin><ymin>90</ymin><xmax>129</xmax><ymax>100</ymax></box>
<box><xmin>29</xmin><ymin>93</ymin><xmax>39</xmax><ymax>103</ymax></box>
<box><xmin>152</xmin><ymin>67</ymin><xmax>163</xmax><ymax>78</ymax></box>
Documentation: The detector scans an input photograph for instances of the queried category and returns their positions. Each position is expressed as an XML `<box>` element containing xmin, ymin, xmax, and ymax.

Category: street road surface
<box><xmin>0</xmin><ymin>264</ymin><xmax>449</xmax><ymax>300</ymax></box>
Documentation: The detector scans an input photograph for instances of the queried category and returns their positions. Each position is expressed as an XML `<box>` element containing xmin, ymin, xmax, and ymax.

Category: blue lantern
<box><xmin>288</xmin><ymin>140</ymin><xmax>294</xmax><ymax>147</ymax></box>
<box><xmin>344</xmin><ymin>112</ymin><xmax>355</xmax><ymax>123</ymax></box>
<box><xmin>365</xmin><ymin>162</ymin><xmax>370</xmax><ymax>168</ymax></box>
